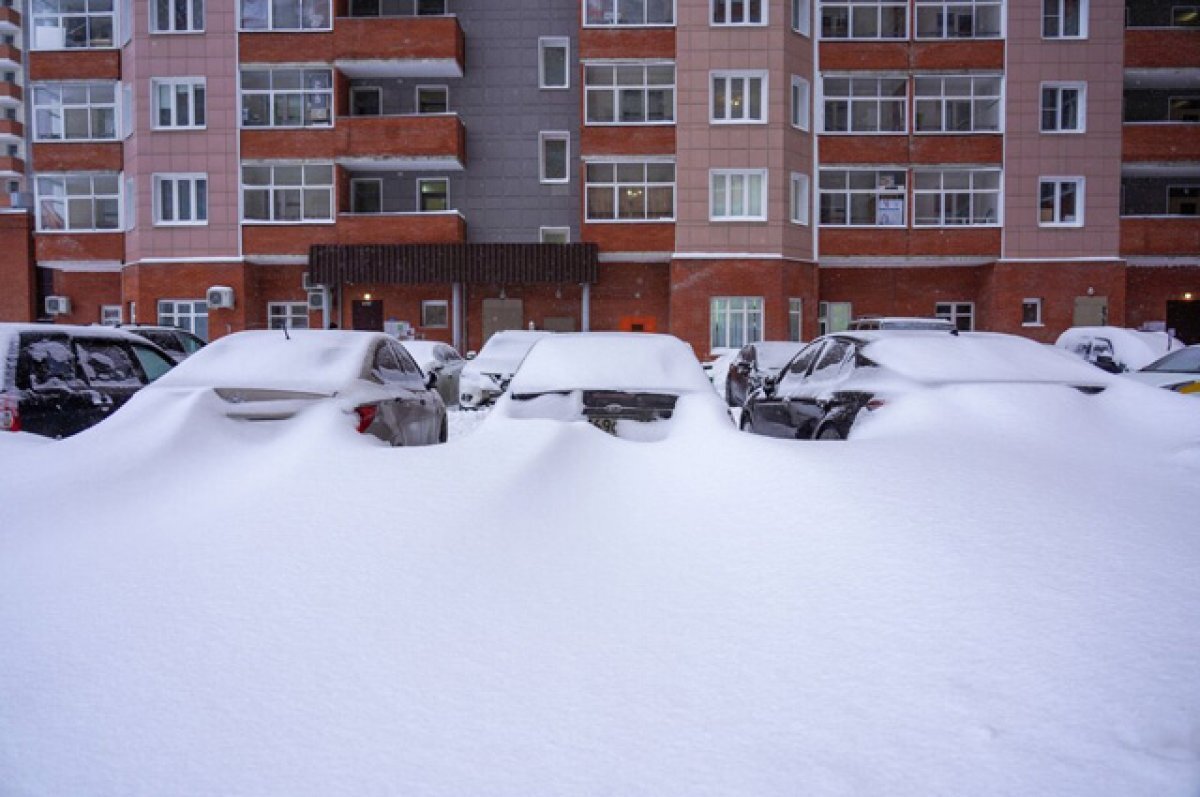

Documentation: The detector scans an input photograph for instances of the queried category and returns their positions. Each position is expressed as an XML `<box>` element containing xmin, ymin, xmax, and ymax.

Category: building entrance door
<box><xmin>1073</xmin><ymin>296</ymin><xmax>1108</xmax><ymax>327</ymax></box>
<box><xmin>352</xmin><ymin>299</ymin><xmax>383</xmax><ymax>331</ymax></box>
<box><xmin>1167</xmin><ymin>300</ymin><xmax>1200</xmax><ymax>344</ymax></box>
<box><xmin>482</xmin><ymin>298</ymin><xmax>523</xmax><ymax>342</ymax></box>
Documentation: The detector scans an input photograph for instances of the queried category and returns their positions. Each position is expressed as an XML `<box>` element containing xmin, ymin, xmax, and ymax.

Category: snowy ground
<box><xmin>1</xmin><ymin>380</ymin><xmax>1199</xmax><ymax>796</ymax></box>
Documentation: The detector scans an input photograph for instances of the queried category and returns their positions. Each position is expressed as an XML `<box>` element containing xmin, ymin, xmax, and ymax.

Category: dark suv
<box><xmin>0</xmin><ymin>324</ymin><xmax>175</xmax><ymax>438</ymax></box>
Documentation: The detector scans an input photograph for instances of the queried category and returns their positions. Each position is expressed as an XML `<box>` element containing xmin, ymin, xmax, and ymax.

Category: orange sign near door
<box><xmin>618</xmin><ymin>315</ymin><xmax>657</xmax><ymax>333</ymax></box>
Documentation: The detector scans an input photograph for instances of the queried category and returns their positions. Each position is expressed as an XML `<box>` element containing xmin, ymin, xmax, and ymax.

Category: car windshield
<box><xmin>1142</xmin><ymin>347</ymin><xmax>1200</xmax><ymax>373</ymax></box>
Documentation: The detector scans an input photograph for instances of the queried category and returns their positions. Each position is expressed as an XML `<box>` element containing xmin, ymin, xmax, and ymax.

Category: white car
<box><xmin>458</xmin><ymin>329</ymin><xmax>553</xmax><ymax>409</ymax></box>
<box><xmin>493</xmin><ymin>332</ymin><xmax>733</xmax><ymax>441</ymax></box>
<box><xmin>1055</xmin><ymin>326</ymin><xmax>1183</xmax><ymax>373</ymax></box>
<box><xmin>1124</xmin><ymin>345</ymin><xmax>1200</xmax><ymax>396</ymax></box>
<box><xmin>400</xmin><ymin>340</ymin><xmax>466</xmax><ymax>408</ymax></box>
<box><xmin>135</xmin><ymin>330</ymin><xmax>447</xmax><ymax>445</ymax></box>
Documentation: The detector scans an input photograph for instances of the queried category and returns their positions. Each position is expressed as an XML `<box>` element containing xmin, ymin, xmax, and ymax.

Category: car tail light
<box><xmin>0</xmin><ymin>396</ymin><xmax>20</xmax><ymax>433</ymax></box>
<box><xmin>865</xmin><ymin>398</ymin><xmax>887</xmax><ymax>411</ymax></box>
<box><xmin>354</xmin><ymin>404</ymin><xmax>378</xmax><ymax>434</ymax></box>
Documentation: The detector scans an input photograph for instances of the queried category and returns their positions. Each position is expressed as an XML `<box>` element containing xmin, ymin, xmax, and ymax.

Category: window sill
<box><xmin>1022</xmin><ymin>322</ymin><xmax>1045</xmax><ymax>328</ymax></box>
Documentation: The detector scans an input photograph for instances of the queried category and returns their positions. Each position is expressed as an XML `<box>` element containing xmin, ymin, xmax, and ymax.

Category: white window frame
<box><xmin>711</xmin><ymin>71</ymin><xmax>768</xmax><ymax>124</ymax></box>
<box><xmin>710</xmin><ymin>169</ymin><xmax>769</xmax><ymax>222</ymax></box>
<box><xmin>417</xmin><ymin>177</ymin><xmax>450</xmax><ymax>212</ymax></box>
<box><xmin>912</xmin><ymin>168</ymin><xmax>1002</xmax><ymax>227</ymax></box>
<box><xmin>152</xmin><ymin>0</ymin><xmax>204</xmax><ymax>33</ymax></box>
<box><xmin>1038</xmin><ymin>176</ymin><xmax>1085</xmax><ymax>227</ymax></box>
<box><xmin>540</xmin><ymin>226</ymin><xmax>571</xmax><ymax>243</ymax></box>
<box><xmin>788</xmin><ymin>298</ymin><xmax>804</xmax><ymax>341</ymax></box>
<box><xmin>819</xmin><ymin>0</ymin><xmax>908</xmax><ymax>39</ymax></box>
<box><xmin>793</xmin><ymin>0</ymin><xmax>812</xmax><ymax>34</ymax></box>
<box><xmin>818</xmin><ymin>168</ymin><xmax>907</xmax><ymax>227</ymax></box>
<box><xmin>584</xmin><ymin>159</ymin><xmax>676</xmax><ymax>223</ymax></box>
<box><xmin>31</xmin><ymin>81</ymin><xmax>119</xmax><ymax>142</ymax></box>
<box><xmin>711</xmin><ymin>0</ymin><xmax>767</xmax><ymax>25</ymax></box>
<box><xmin>349</xmin><ymin>177</ymin><xmax>383</xmax><ymax>213</ymax></box>
<box><xmin>34</xmin><ymin>173</ymin><xmax>122</xmax><ymax>233</ymax></box>
<box><xmin>790</xmin><ymin>172</ymin><xmax>811</xmax><ymax>225</ymax></box>
<box><xmin>540</xmin><ymin>131</ymin><xmax>570</xmax><ymax>184</ymax></box>
<box><xmin>151</xmin><ymin>77</ymin><xmax>206</xmax><ymax>130</ymax></box>
<box><xmin>582</xmin><ymin>0</ymin><xmax>677</xmax><ymax>27</ymax></box>
<box><xmin>240</xmin><ymin>163</ymin><xmax>335</xmax><ymax>224</ymax></box>
<box><xmin>818</xmin><ymin>301</ymin><xmax>853</xmax><ymax>335</ymax></box>
<box><xmin>821</xmin><ymin>75</ymin><xmax>908</xmax><ymax>134</ymax></box>
<box><xmin>584</xmin><ymin>61</ymin><xmax>676</xmax><ymax>126</ymax></box>
<box><xmin>539</xmin><ymin>36</ymin><xmax>570</xmax><ymax>90</ymax></box>
<box><xmin>267</xmin><ymin>301</ymin><xmax>309</xmax><ymax>330</ymax></box>
<box><xmin>1042</xmin><ymin>0</ymin><xmax>1087</xmax><ymax>38</ymax></box>
<box><xmin>710</xmin><ymin>297</ymin><xmax>765</xmax><ymax>350</ymax></box>
<box><xmin>415</xmin><ymin>84</ymin><xmax>449</xmax><ymax>114</ymax></box>
<box><xmin>100</xmin><ymin>304</ymin><xmax>122</xmax><ymax>325</ymax></box>
<box><xmin>1022</xmin><ymin>297</ymin><xmax>1044</xmax><ymax>327</ymax></box>
<box><xmin>239</xmin><ymin>0</ymin><xmax>332</xmax><ymax>31</ymax></box>
<box><xmin>31</xmin><ymin>0</ymin><xmax>116</xmax><ymax>50</ymax></box>
<box><xmin>421</xmin><ymin>300</ymin><xmax>449</xmax><ymax>328</ymax></box>
<box><xmin>913</xmin><ymin>74</ymin><xmax>1003</xmax><ymax>134</ymax></box>
<box><xmin>791</xmin><ymin>75</ymin><xmax>811</xmax><ymax>130</ymax></box>
<box><xmin>935</xmin><ymin>301</ymin><xmax>975</xmax><ymax>331</ymax></box>
<box><xmin>1040</xmin><ymin>82</ymin><xmax>1086</xmax><ymax>133</ymax></box>
<box><xmin>240</xmin><ymin>68</ymin><xmax>334</xmax><ymax>129</ymax></box>
<box><xmin>157</xmin><ymin>299</ymin><xmax>208</xmax><ymax>339</ymax></box>
<box><xmin>914</xmin><ymin>0</ymin><xmax>1003</xmax><ymax>39</ymax></box>
<box><xmin>153</xmin><ymin>173</ymin><xmax>208</xmax><ymax>226</ymax></box>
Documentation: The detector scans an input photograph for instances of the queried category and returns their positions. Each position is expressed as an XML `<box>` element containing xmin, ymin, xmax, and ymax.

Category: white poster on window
<box><xmin>878</xmin><ymin>197</ymin><xmax>904</xmax><ymax>226</ymax></box>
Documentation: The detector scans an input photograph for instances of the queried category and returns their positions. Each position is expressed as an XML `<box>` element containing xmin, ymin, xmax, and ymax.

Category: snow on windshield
<box><xmin>1056</xmin><ymin>326</ymin><xmax>1181</xmax><ymax>370</ymax></box>
<box><xmin>507</xmin><ymin>333</ymin><xmax>713</xmax><ymax>394</ymax></box>
<box><xmin>755</xmin><ymin>341</ymin><xmax>806</xmax><ymax>370</ymax></box>
<box><xmin>153</xmin><ymin>330</ymin><xmax>373</xmax><ymax>393</ymax></box>
<box><xmin>864</xmin><ymin>332</ymin><xmax>1110</xmax><ymax>384</ymax></box>
<box><xmin>470</xmin><ymin>331</ymin><xmax>552</xmax><ymax>373</ymax></box>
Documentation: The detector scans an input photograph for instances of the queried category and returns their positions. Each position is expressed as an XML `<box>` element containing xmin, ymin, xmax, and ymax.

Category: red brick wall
<box><xmin>1122</xmin><ymin>125</ymin><xmax>1200</xmax><ymax>162</ymax></box>
<box><xmin>1121</xmin><ymin>218</ymin><xmax>1200</xmax><ymax>257</ymax></box>
<box><xmin>0</xmin><ymin>213</ymin><xmax>36</xmax><ymax>322</ymax></box>
<box><xmin>820</xmin><ymin>228</ymin><xmax>1001</xmax><ymax>257</ymax></box>
<box><xmin>581</xmin><ymin>126</ymin><xmax>675</xmax><ymax>156</ymax></box>
<box><xmin>37</xmin><ymin>233</ymin><xmax>124</xmax><ymax>263</ymax></box>
<box><xmin>582</xmin><ymin>222</ymin><xmax>674</xmax><ymax>253</ymax></box>
<box><xmin>579</xmin><ymin>29</ymin><xmax>675</xmax><ymax>59</ymax></box>
<box><xmin>820</xmin><ymin>42</ymin><xmax>907</xmax><ymax>71</ymax></box>
<box><xmin>820</xmin><ymin>263</ymin><xmax>990</xmax><ymax>324</ymax></box>
<box><xmin>29</xmin><ymin>51</ymin><xmax>120</xmax><ymax>81</ymax></box>
<box><xmin>125</xmin><ymin>262</ymin><xmax>246</xmax><ymax>338</ymax></box>
<box><xmin>1125</xmin><ymin>30</ymin><xmax>1200</xmax><ymax>69</ymax></box>
<box><xmin>669</xmin><ymin>259</ymin><xmax>819</xmax><ymax>357</ymax></box>
<box><xmin>1125</xmin><ymin>266</ymin><xmax>1200</xmax><ymax>331</ymax></box>
<box><xmin>32</xmin><ymin>143</ymin><xmax>124</xmax><ymax>172</ymax></box>
<box><xmin>47</xmin><ymin>270</ymin><xmax>122</xmax><ymax>326</ymax></box>
<box><xmin>986</xmin><ymin>261</ymin><xmax>1128</xmax><ymax>341</ymax></box>
<box><xmin>912</xmin><ymin>41</ymin><xmax>1004</xmax><ymax>70</ymax></box>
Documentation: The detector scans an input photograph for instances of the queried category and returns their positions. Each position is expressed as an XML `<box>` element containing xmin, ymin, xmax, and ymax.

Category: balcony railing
<box><xmin>1120</xmin><ymin>215</ymin><xmax>1200</xmax><ymax>256</ymax></box>
<box><xmin>333</xmin><ymin>15</ymin><xmax>464</xmax><ymax>77</ymax></box>
<box><xmin>335</xmin><ymin>211</ymin><xmax>466</xmax><ymax>244</ymax></box>
<box><xmin>339</xmin><ymin>114</ymin><xmax>465</xmax><ymax>163</ymax></box>
<box><xmin>1123</xmin><ymin>123</ymin><xmax>1200</xmax><ymax>161</ymax></box>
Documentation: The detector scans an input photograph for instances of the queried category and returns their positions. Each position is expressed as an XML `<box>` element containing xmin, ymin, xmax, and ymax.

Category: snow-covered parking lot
<box><xmin>2</xmin><ymin>379</ymin><xmax>1199</xmax><ymax>796</ymax></box>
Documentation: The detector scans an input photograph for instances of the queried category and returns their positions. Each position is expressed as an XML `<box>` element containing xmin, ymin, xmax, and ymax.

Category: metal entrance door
<box><xmin>1073</xmin><ymin>296</ymin><xmax>1108</xmax><ymax>327</ymax></box>
<box><xmin>482</xmin><ymin>299</ymin><xmax>523</xmax><ymax>342</ymax></box>
<box><xmin>352</xmin><ymin>299</ymin><xmax>384</xmax><ymax>331</ymax></box>
<box><xmin>1167</xmin><ymin>300</ymin><xmax>1200</xmax><ymax>344</ymax></box>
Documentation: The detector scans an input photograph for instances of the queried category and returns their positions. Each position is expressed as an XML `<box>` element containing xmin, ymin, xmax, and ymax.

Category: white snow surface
<box><xmin>2</xmin><ymin>379</ymin><xmax>1200</xmax><ymax>796</ymax></box>
<box><xmin>153</xmin><ymin>329</ymin><xmax>378</xmax><ymax>393</ymax></box>
<box><xmin>508</xmin><ymin>333</ymin><xmax>714</xmax><ymax>394</ymax></box>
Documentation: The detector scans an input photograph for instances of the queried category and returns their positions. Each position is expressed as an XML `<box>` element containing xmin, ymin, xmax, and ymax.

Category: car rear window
<box><xmin>18</xmin><ymin>334</ymin><xmax>86</xmax><ymax>391</ymax></box>
<box><xmin>76</xmin><ymin>340</ymin><xmax>144</xmax><ymax>387</ymax></box>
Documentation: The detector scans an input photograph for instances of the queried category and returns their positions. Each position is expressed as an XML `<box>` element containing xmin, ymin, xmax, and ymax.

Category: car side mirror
<box><xmin>426</xmin><ymin>371</ymin><xmax>438</xmax><ymax>389</ymax></box>
<box><xmin>762</xmin><ymin>375</ymin><xmax>778</xmax><ymax>396</ymax></box>
<box><xmin>466</xmin><ymin>351</ymin><xmax>477</xmax><ymax>360</ymax></box>
<box><xmin>1094</xmin><ymin>355</ymin><xmax>1122</xmax><ymax>373</ymax></box>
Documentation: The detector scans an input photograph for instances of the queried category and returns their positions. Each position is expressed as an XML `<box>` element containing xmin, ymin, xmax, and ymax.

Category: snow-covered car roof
<box><xmin>151</xmin><ymin>330</ymin><xmax>381</xmax><ymax>394</ymax></box>
<box><xmin>1055</xmin><ymin>326</ymin><xmax>1182</xmax><ymax>370</ymax></box>
<box><xmin>399</xmin><ymin>340</ymin><xmax>452</xmax><ymax>371</ymax></box>
<box><xmin>857</xmin><ymin>331</ymin><xmax>1113</xmax><ymax>385</ymax></box>
<box><xmin>507</xmin><ymin>332</ymin><xmax>713</xmax><ymax>395</ymax></box>
<box><xmin>467</xmin><ymin>330</ymin><xmax>554</xmax><ymax>374</ymax></box>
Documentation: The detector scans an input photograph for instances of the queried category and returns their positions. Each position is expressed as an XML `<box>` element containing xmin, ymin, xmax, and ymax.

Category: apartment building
<box><xmin>0</xmin><ymin>0</ymin><xmax>1196</xmax><ymax>354</ymax></box>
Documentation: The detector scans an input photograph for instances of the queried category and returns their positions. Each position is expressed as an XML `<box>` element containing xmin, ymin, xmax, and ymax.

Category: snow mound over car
<box><xmin>865</xmin><ymin>331</ymin><xmax>1112</xmax><ymax>384</ymax></box>
<box><xmin>507</xmin><ymin>332</ymin><xmax>713</xmax><ymax>394</ymax></box>
<box><xmin>1056</xmin><ymin>326</ymin><xmax>1182</xmax><ymax>371</ymax></box>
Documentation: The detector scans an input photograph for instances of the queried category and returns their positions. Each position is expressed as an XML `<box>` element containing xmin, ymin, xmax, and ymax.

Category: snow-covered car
<box><xmin>1055</xmin><ymin>326</ymin><xmax>1182</xmax><ymax>373</ymax></box>
<box><xmin>123</xmin><ymin>325</ymin><xmax>206</xmax><ymax>364</ymax></box>
<box><xmin>846</xmin><ymin>316</ymin><xmax>957</xmax><ymax>332</ymax></box>
<box><xmin>137</xmin><ymin>330</ymin><xmax>447</xmax><ymax>446</ymax></box>
<box><xmin>493</xmin><ymin>332</ymin><xmax>733</xmax><ymax>441</ymax></box>
<box><xmin>401</xmin><ymin>340</ymin><xmax>466</xmax><ymax>407</ymax></box>
<box><xmin>0</xmin><ymin>323</ymin><xmax>176</xmax><ymax>438</ymax></box>
<box><xmin>742</xmin><ymin>330</ymin><xmax>1112</xmax><ymax>440</ymax></box>
<box><xmin>1124</xmin><ymin>344</ymin><xmax>1200</xmax><ymax>396</ymax></box>
<box><xmin>724</xmin><ymin>341</ymin><xmax>807</xmax><ymax>408</ymax></box>
<box><xmin>458</xmin><ymin>329</ymin><xmax>553</xmax><ymax>409</ymax></box>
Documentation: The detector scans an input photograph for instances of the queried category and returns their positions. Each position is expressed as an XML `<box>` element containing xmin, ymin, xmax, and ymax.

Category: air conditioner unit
<box><xmin>206</xmin><ymin>286</ymin><xmax>235</xmax><ymax>309</ymax></box>
<box><xmin>307</xmin><ymin>287</ymin><xmax>326</xmax><ymax>311</ymax></box>
<box><xmin>301</xmin><ymin>272</ymin><xmax>323</xmax><ymax>291</ymax></box>
<box><xmin>309</xmin><ymin>107</ymin><xmax>330</xmax><ymax>121</ymax></box>
<box><xmin>45</xmin><ymin>296</ymin><xmax>71</xmax><ymax>316</ymax></box>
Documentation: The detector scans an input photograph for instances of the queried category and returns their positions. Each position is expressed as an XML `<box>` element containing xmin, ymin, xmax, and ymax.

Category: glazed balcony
<box><xmin>0</xmin><ymin>81</ymin><xmax>22</xmax><ymax>102</ymax></box>
<box><xmin>0</xmin><ymin>5</ymin><xmax>21</xmax><ymax>33</ymax></box>
<box><xmin>0</xmin><ymin>154</ymin><xmax>24</xmax><ymax>174</ymax></box>
<box><xmin>1121</xmin><ymin>170</ymin><xmax>1200</xmax><ymax>255</ymax></box>
<box><xmin>0</xmin><ymin>118</ymin><xmax>22</xmax><ymax>139</ymax></box>
<box><xmin>0</xmin><ymin>42</ymin><xmax>19</xmax><ymax>68</ymax></box>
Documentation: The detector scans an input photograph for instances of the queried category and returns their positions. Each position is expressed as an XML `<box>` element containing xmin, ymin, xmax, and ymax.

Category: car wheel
<box><xmin>814</xmin><ymin>422</ymin><xmax>844</xmax><ymax>441</ymax></box>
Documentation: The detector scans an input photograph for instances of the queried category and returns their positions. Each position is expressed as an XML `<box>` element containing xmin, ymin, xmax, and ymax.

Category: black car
<box><xmin>0</xmin><ymin>323</ymin><xmax>176</xmax><ymax>438</ymax></box>
<box><xmin>725</xmin><ymin>341</ymin><xmax>807</xmax><ymax>408</ymax></box>
<box><xmin>123</xmin><ymin>325</ymin><xmax>206</xmax><ymax>364</ymax></box>
<box><xmin>741</xmin><ymin>330</ymin><xmax>1110</xmax><ymax>441</ymax></box>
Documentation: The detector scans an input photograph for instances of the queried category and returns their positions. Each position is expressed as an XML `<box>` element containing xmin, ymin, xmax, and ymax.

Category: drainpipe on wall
<box><xmin>452</xmin><ymin>282</ymin><xmax>463</xmax><ymax>350</ymax></box>
<box><xmin>581</xmin><ymin>283</ymin><xmax>590</xmax><ymax>331</ymax></box>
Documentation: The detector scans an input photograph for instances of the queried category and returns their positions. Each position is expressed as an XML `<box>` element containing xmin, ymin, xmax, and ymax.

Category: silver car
<box><xmin>401</xmin><ymin>340</ymin><xmax>466</xmax><ymax>407</ymax></box>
